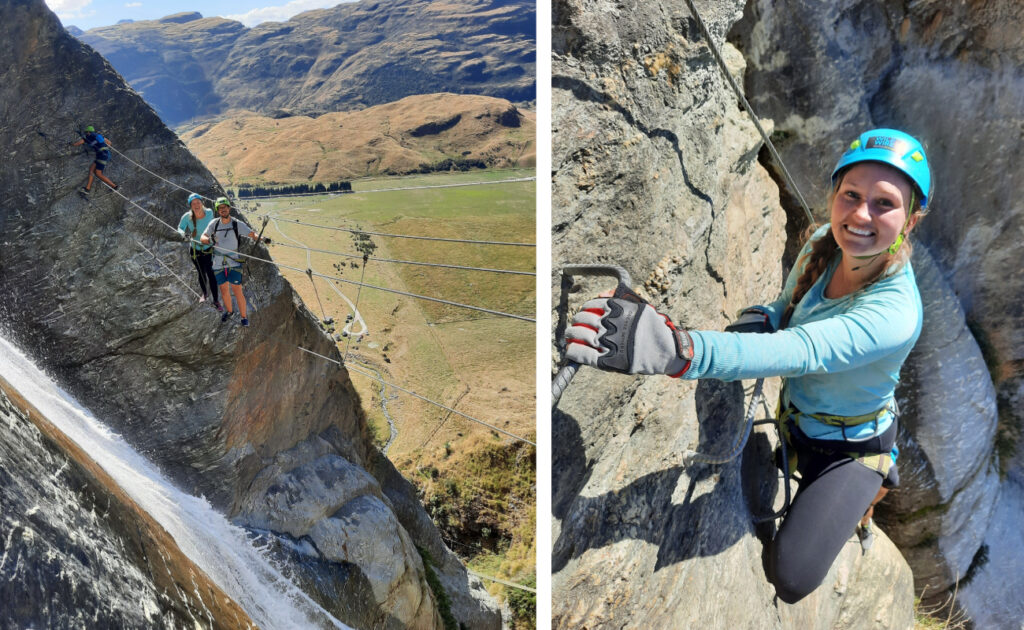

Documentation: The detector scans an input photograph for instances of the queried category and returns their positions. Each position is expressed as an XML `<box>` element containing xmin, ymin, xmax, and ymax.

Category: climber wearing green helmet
<box><xmin>565</xmin><ymin>128</ymin><xmax>931</xmax><ymax>603</ymax></box>
<box><xmin>200</xmin><ymin>197</ymin><xmax>260</xmax><ymax>327</ymax></box>
<box><xmin>70</xmin><ymin>125</ymin><xmax>118</xmax><ymax>194</ymax></box>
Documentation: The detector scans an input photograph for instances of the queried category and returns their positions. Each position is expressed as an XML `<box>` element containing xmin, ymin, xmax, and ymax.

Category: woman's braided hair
<box><xmin>779</xmin><ymin>168</ymin><xmax>923</xmax><ymax>329</ymax></box>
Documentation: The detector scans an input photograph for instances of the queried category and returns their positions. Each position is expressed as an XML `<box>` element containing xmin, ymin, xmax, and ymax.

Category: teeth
<box><xmin>847</xmin><ymin>226</ymin><xmax>874</xmax><ymax>236</ymax></box>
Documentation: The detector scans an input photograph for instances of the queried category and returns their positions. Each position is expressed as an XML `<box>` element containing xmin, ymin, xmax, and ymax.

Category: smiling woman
<box><xmin>563</xmin><ymin>128</ymin><xmax>933</xmax><ymax>604</ymax></box>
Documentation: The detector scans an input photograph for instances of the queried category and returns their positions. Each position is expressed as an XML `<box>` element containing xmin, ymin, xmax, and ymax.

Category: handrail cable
<box><xmin>467</xmin><ymin>570</ymin><xmax>537</xmax><ymax>593</ymax></box>
<box><xmin>107</xmin><ymin>145</ymin><xmax>216</xmax><ymax>202</ymax></box>
<box><xmin>681</xmin><ymin>0</ymin><xmax>816</xmax><ymax>226</ymax></box>
<box><xmin>132</xmin><ymin>238</ymin><xmax>202</xmax><ymax>299</ymax></box>
<box><xmin>267</xmin><ymin>239</ymin><xmax>536</xmax><ymax>276</ymax></box>
<box><xmin>269</xmin><ymin>217</ymin><xmax>536</xmax><ymax>247</ymax></box>
<box><xmin>101</xmin><ymin>184</ymin><xmax>535</xmax><ymax>323</ymax></box>
<box><xmin>127</xmin><ymin>240</ymin><xmax>535</xmax><ymax>447</ymax></box>
<box><xmin>343</xmin><ymin>362</ymin><xmax>535</xmax><ymax>446</ymax></box>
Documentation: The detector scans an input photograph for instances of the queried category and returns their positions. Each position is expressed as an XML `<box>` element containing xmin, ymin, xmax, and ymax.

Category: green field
<box><xmin>241</xmin><ymin>169</ymin><xmax>537</xmax><ymax>626</ymax></box>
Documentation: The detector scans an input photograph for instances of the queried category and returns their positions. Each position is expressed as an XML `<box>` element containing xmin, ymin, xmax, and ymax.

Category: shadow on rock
<box><xmin>553</xmin><ymin>379</ymin><xmax>760</xmax><ymax>573</ymax></box>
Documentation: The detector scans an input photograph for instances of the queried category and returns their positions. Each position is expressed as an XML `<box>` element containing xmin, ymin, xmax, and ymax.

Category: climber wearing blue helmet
<box><xmin>176</xmin><ymin>192</ymin><xmax>221</xmax><ymax>311</ymax></box>
<box><xmin>565</xmin><ymin>128</ymin><xmax>931</xmax><ymax>603</ymax></box>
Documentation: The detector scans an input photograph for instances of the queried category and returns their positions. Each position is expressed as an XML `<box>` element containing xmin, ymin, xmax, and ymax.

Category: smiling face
<box><xmin>190</xmin><ymin>198</ymin><xmax>204</xmax><ymax>214</ymax></box>
<box><xmin>830</xmin><ymin>162</ymin><xmax>917</xmax><ymax>261</ymax></box>
<box><xmin>217</xmin><ymin>203</ymin><xmax>231</xmax><ymax>218</ymax></box>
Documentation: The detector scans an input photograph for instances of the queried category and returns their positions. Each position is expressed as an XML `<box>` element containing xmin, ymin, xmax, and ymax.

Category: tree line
<box><xmin>234</xmin><ymin>180</ymin><xmax>353</xmax><ymax>198</ymax></box>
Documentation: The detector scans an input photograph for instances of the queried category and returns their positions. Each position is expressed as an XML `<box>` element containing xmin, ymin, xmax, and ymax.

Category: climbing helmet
<box><xmin>831</xmin><ymin>128</ymin><xmax>931</xmax><ymax>209</ymax></box>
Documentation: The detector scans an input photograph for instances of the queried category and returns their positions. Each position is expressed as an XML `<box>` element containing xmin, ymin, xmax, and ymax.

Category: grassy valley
<box><xmin>240</xmin><ymin>170</ymin><xmax>536</xmax><ymax>627</ymax></box>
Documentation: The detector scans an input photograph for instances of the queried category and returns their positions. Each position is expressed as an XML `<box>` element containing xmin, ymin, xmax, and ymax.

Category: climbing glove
<box><xmin>724</xmin><ymin>307</ymin><xmax>775</xmax><ymax>334</ymax></box>
<box><xmin>565</xmin><ymin>284</ymin><xmax>693</xmax><ymax>377</ymax></box>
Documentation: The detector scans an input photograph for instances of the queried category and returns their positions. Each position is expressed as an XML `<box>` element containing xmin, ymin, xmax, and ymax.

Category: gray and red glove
<box><xmin>565</xmin><ymin>284</ymin><xmax>693</xmax><ymax>377</ymax></box>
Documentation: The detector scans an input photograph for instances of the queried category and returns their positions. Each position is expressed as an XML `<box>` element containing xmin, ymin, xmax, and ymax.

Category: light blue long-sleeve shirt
<box><xmin>177</xmin><ymin>210</ymin><xmax>215</xmax><ymax>253</ymax></box>
<box><xmin>683</xmin><ymin>224</ymin><xmax>923</xmax><ymax>443</ymax></box>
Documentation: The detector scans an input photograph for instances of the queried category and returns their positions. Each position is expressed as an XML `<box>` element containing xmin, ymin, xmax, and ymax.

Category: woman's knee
<box><xmin>769</xmin><ymin>541</ymin><xmax>820</xmax><ymax>604</ymax></box>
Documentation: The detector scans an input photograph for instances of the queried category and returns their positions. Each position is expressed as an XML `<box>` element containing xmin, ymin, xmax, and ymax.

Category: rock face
<box><xmin>553</xmin><ymin>0</ymin><xmax>914</xmax><ymax>627</ymax></box>
<box><xmin>0</xmin><ymin>2</ymin><xmax>500</xmax><ymax>628</ymax></box>
<box><xmin>77</xmin><ymin>0</ymin><xmax>536</xmax><ymax>125</ymax></box>
<box><xmin>731</xmin><ymin>0</ymin><xmax>1024</xmax><ymax>622</ymax></box>
<box><xmin>0</xmin><ymin>379</ymin><xmax>253</xmax><ymax>630</ymax></box>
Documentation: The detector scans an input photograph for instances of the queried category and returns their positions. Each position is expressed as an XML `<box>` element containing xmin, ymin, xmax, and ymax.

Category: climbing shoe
<box><xmin>80</xmin><ymin>187</ymin><xmax>90</xmax><ymax>195</ymax></box>
<box><xmin>214</xmin><ymin>302</ymin><xmax>223</xmax><ymax>312</ymax></box>
<box><xmin>198</xmin><ymin>295</ymin><xmax>207</xmax><ymax>304</ymax></box>
<box><xmin>857</xmin><ymin>520</ymin><xmax>875</xmax><ymax>553</ymax></box>
<box><xmin>241</xmin><ymin>317</ymin><xmax>249</xmax><ymax>327</ymax></box>
<box><xmin>221</xmin><ymin>310</ymin><xmax>232</xmax><ymax>323</ymax></box>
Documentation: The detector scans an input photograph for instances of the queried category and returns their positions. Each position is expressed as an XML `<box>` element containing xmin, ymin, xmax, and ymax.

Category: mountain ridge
<box><xmin>181</xmin><ymin>92</ymin><xmax>536</xmax><ymax>186</ymax></box>
<box><xmin>77</xmin><ymin>0</ymin><xmax>536</xmax><ymax>126</ymax></box>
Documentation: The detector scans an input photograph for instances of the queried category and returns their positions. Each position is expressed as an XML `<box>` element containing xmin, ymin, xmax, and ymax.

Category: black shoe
<box><xmin>80</xmin><ymin>187</ymin><xmax>90</xmax><ymax>195</ymax></box>
<box><xmin>221</xmin><ymin>310</ymin><xmax>232</xmax><ymax>322</ymax></box>
<box><xmin>857</xmin><ymin>520</ymin><xmax>875</xmax><ymax>553</ymax></box>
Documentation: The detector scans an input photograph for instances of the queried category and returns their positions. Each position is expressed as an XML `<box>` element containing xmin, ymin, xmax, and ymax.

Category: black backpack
<box><xmin>210</xmin><ymin>219</ymin><xmax>242</xmax><ymax>263</ymax></box>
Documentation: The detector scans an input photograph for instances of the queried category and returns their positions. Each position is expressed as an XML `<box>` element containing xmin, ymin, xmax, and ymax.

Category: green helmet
<box><xmin>215</xmin><ymin>197</ymin><xmax>232</xmax><ymax>209</ymax></box>
<box><xmin>84</xmin><ymin>125</ymin><xmax>95</xmax><ymax>133</ymax></box>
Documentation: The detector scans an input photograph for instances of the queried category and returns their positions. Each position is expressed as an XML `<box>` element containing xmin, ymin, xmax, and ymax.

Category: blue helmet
<box><xmin>831</xmin><ymin>128</ymin><xmax>931</xmax><ymax>209</ymax></box>
<box><xmin>187</xmin><ymin>193</ymin><xmax>203</xmax><ymax>206</ymax></box>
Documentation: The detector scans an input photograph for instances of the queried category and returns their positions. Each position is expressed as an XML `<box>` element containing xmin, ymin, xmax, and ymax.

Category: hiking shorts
<box><xmin>94</xmin><ymin>150</ymin><xmax>110</xmax><ymax>171</ymax></box>
<box><xmin>215</xmin><ymin>267</ymin><xmax>242</xmax><ymax>285</ymax></box>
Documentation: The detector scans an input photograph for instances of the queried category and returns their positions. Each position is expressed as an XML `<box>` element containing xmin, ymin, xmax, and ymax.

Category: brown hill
<box><xmin>180</xmin><ymin>93</ymin><xmax>536</xmax><ymax>186</ymax></box>
<box><xmin>77</xmin><ymin>0</ymin><xmax>535</xmax><ymax>126</ymax></box>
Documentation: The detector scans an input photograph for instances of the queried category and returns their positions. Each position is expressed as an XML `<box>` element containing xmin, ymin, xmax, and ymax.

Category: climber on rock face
<box><xmin>70</xmin><ymin>125</ymin><xmax>118</xmax><ymax>194</ymax></box>
<box><xmin>564</xmin><ymin>128</ymin><xmax>931</xmax><ymax>604</ymax></box>
<box><xmin>177</xmin><ymin>193</ymin><xmax>222</xmax><ymax>312</ymax></box>
<box><xmin>201</xmin><ymin>197</ymin><xmax>260</xmax><ymax>327</ymax></box>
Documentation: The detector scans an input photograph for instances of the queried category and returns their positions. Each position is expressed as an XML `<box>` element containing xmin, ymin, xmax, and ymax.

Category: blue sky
<box><xmin>45</xmin><ymin>0</ymin><xmax>354</xmax><ymax>30</ymax></box>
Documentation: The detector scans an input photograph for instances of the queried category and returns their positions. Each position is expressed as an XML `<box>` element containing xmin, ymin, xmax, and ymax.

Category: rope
<box><xmin>343</xmin><ymin>362</ymin><xmax>535</xmax><ymax>446</ymax></box>
<box><xmin>306</xmin><ymin>268</ymin><xmax>330</xmax><ymax>323</ymax></box>
<box><xmin>468</xmin><ymin>570</ymin><xmax>536</xmax><ymax>594</ymax></box>
<box><xmin>237</xmin><ymin>176</ymin><xmax>536</xmax><ymax>200</ymax></box>
<box><xmin>121</xmin><ymin>243</ymin><xmax>535</xmax><ymax>447</ymax></box>
<box><xmin>270</xmin><ymin>217</ymin><xmax>535</xmax><ymax>247</ymax></box>
<box><xmin>681</xmin><ymin>0</ymin><xmax>816</xmax><ymax>226</ymax></box>
<box><xmin>132</xmin><ymin>238</ymin><xmax>202</xmax><ymax>299</ymax></box>
<box><xmin>281</xmin><ymin>342</ymin><xmax>534</xmax><ymax>446</ymax></box>
<box><xmin>268</xmin><ymin>240</ymin><xmax>536</xmax><ymax>276</ymax></box>
<box><xmin>343</xmin><ymin>257</ymin><xmax>368</xmax><ymax>361</ymax></box>
<box><xmin>107</xmin><ymin>145</ymin><xmax>215</xmax><ymax>202</ymax></box>
<box><xmin>102</xmin><ymin>183</ymin><xmax>535</xmax><ymax>323</ymax></box>
<box><xmin>235</xmin><ymin>249</ymin><xmax>535</xmax><ymax>322</ymax></box>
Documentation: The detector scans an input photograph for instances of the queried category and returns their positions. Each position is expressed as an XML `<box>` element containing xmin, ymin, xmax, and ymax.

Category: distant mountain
<box><xmin>76</xmin><ymin>0</ymin><xmax>535</xmax><ymax>126</ymax></box>
<box><xmin>180</xmin><ymin>93</ymin><xmax>535</xmax><ymax>186</ymax></box>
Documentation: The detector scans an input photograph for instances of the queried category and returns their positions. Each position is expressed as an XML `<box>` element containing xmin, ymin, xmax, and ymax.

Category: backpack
<box><xmin>210</xmin><ymin>219</ymin><xmax>241</xmax><ymax>263</ymax></box>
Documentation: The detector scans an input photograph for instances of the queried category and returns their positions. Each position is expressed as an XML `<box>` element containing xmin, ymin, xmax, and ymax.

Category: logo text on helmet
<box><xmin>865</xmin><ymin>136</ymin><xmax>910</xmax><ymax>155</ymax></box>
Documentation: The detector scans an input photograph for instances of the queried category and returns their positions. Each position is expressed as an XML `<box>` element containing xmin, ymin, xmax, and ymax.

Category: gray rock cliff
<box><xmin>0</xmin><ymin>1</ymin><xmax>500</xmax><ymax>628</ymax></box>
